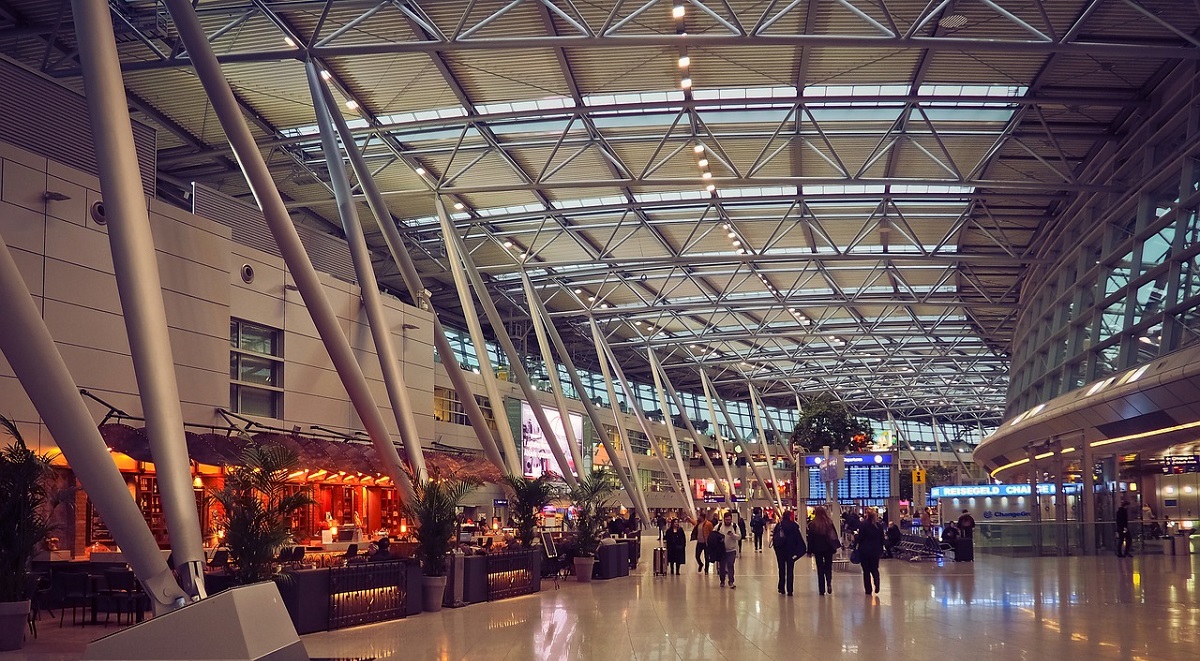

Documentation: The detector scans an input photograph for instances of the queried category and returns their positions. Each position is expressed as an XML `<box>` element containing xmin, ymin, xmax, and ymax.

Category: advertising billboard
<box><xmin>520</xmin><ymin>402</ymin><xmax>583</xmax><ymax>479</ymax></box>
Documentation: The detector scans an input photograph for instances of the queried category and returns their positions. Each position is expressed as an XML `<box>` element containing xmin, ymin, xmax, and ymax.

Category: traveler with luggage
<box><xmin>664</xmin><ymin>518</ymin><xmax>687</xmax><ymax>574</ymax></box>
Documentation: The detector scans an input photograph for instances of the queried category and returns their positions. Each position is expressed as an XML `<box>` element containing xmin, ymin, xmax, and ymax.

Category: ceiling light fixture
<box><xmin>698</xmin><ymin>158</ymin><xmax>708</xmax><ymax>167</ymax></box>
<box><xmin>705</xmin><ymin>184</ymin><xmax>715</xmax><ymax>192</ymax></box>
<box><xmin>680</xmin><ymin>77</ymin><xmax>692</xmax><ymax>89</ymax></box>
<box><xmin>453</xmin><ymin>202</ymin><xmax>465</xmax><ymax>210</ymax></box>
<box><xmin>678</xmin><ymin>55</ymin><xmax>690</xmax><ymax>68</ymax></box>
<box><xmin>345</xmin><ymin>99</ymin><xmax>359</xmax><ymax>110</ymax></box>
<box><xmin>284</xmin><ymin>37</ymin><xmax>296</xmax><ymax>47</ymax></box>
<box><xmin>701</xmin><ymin>171</ymin><xmax>712</xmax><ymax>179</ymax></box>
<box><xmin>694</xmin><ymin>144</ymin><xmax>705</xmax><ymax>154</ymax></box>
<box><xmin>672</xmin><ymin>5</ymin><xmax>685</xmax><ymax>18</ymax></box>
<box><xmin>320</xmin><ymin>70</ymin><xmax>332</xmax><ymax>81</ymax></box>
<box><xmin>414</xmin><ymin>166</ymin><xmax>425</xmax><ymax>175</ymax></box>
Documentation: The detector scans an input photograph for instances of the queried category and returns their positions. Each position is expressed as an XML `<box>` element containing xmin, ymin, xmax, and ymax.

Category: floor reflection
<box><xmin>298</xmin><ymin>550</ymin><xmax>1200</xmax><ymax>661</ymax></box>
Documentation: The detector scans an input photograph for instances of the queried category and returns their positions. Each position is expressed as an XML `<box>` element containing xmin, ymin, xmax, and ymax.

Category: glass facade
<box><xmin>1009</xmin><ymin>81</ymin><xmax>1200</xmax><ymax>414</ymax></box>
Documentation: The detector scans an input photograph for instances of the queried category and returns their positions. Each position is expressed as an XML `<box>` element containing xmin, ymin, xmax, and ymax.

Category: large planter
<box><xmin>573</xmin><ymin>557</ymin><xmax>595</xmax><ymax>583</ymax></box>
<box><xmin>0</xmin><ymin>600</ymin><xmax>30</xmax><ymax>651</ymax></box>
<box><xmin>421</xmin><ymin>576</ymin><xmax>447</xmax><ymax>612</ymax></box>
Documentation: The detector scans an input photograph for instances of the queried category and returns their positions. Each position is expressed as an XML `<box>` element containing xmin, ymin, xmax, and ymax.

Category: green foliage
<box><xmin>209</xmin><ymin>445</ymin><xmax>314</xmax><ymax>585</ymax></box>
<box><xmin>501</xmin><ymin>474</ymin><xmax>560</xmax><ymax>548</ymax></box>
<box><xmin>790</xmin><ymin>395</ymin><xmax>875</xmax><ymax>454</ymax></box>
<box><xmin>567</xmin><ymin>469</ymin><xmax>619</xmax><ymax>557</ymax></box>
<box><xmin>403</xmin><ymin>477</ymin><xmax>479</xmax><ymax>576</ymax></box>
<box><xmin>0</xmin><ymin>415</ymin><xmax>56</xmax><ymax>602</ymax></box>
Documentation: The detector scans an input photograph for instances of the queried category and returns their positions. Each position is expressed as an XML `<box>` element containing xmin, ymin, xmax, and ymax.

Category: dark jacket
<box><xmin>773</xmin><ymin>519</ymin><xmax>805</xmax><ymax>558</ymax></box>
<box><xmin>856</xmin><ymin>521</ymin><xmax>886</xmax><ymax>561</ymax></box>
<box><xmin>806</xmin><ymin>521</ymin><xmax>839</xmax><ymax>555</ymax></box>
<box><xmin>664</xmin><ymin>527</ymin><xmax>688</xmax><ymax>564</ymax></box>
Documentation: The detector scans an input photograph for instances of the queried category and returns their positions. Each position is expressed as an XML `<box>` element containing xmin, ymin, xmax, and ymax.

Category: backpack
<box><xmin>690</xmin><ymin>525</ymin><xmax>698</xmax><ymax>541</ymax></box>
<box><xmin>706</xmin><ymin>528</ymin><xmax>727</xmax><ymax>560</ymax></box>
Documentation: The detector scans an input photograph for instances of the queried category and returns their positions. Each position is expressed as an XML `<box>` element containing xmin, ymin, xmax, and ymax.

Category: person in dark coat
<box><xmin>772</xmin><ymin>510</ymin><xmax>805</xmax><ymax>596</ymax></box>
<box><xmin>664</xmin><ymin>519</ymin><xmax>688</xmax><ymax>574</ymax></box>
<box><xmin>1116</xmin><ymin>500</ymin><xmax>1132</xmax><ymax>557</ymax></box>
<box><xmin>854</xmin><ymin>509</ymin><xmax>886</xmax><ymax>594</ymax></box>
<box><xmin>885</xmin><ymin>522</ymin><xmax>901</xmax><ymax>558</ymax></box>
<box><xmin>807</xmin><ymin>506</ymin><xmax>839</xmax><ymax>596</ymax></box>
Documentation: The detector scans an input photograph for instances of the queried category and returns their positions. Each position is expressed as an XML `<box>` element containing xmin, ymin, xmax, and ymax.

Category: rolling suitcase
<box><xmin>653</xmin><ymin>547</ymin><xmax>668</xmax><ymax>575</ymax></box>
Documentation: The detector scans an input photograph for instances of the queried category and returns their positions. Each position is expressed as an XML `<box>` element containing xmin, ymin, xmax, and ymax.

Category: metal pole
<box><xmin>311</xmin><ymin>76</ymin><xmax>508</xmax><ymax>476</ymax></box>
<box><xmin>436</xmin><ymin>199</ymin><xmax>576</xmax><ymax>487</ymax></box>
<box><xmin>592</xmin><ymin>322</ymin><xmax>689</xmax><ymax>512</ymax></box>
<box><xmin>160</xmin><ymin>0</ymin><xmax>416</xmax><ymax>507</ymax></box>
<box><xmin>72</xmin><ymin>0</ymin><xmax>206</xmax><ymax>598</ymax></box>
<box><xmin>305</xmin><ymin>62</ymin><xmax>426</xmax><ymax>481</ymax></box>
<box><xmin>698</xmin><ymin>369</ymin><xmax>741</xmax><ymax>508</ymax></box>
<box><xmin>646</xmin><ymin>348</ymin><xmax>697</xmax><ymax>518</ymax></box>
<box><xmin>933</xmin><ymin>416</ymin><xmax>970</xmax><ymax>483</ymax></box>
<box><xmin>0</xmin><ymin>231</ymin><xmax>189</xmax><ymax>614</ymax></box>
<box><xmin>650</xmin><ymin>355</ymin><xmax>726</xmax><ymax>491</ymax></box>
<box><xmin>713</xmin><ymin>392</ymin><xmax>778</xmax><ymax>512</ymax></box>
<box><xmin>1028</xmin><ymin>448</ymin><xmax>1042</xmax><ymax>555</ymax></box>
<box><xmin>889</xmin><ymin>411</ymin><xmax>925</xmax><ymax>470</ymax></box>
<box><xmin>517</xmin><ymin>271</ymin><xmax>584</xmax><ymax>471</ymax></box>
<box><xmin>1082</xmin><ymin>436</ymin><xmax>1097</xmax><ymax>555</ymax></box>
<box><xmin>522</xmin><ymin>283</ymin><xmax>644</xmax><ymax>512</ymax></box>
<box><xmin>585</xmin><ymin>321</ymin><xmax>651</xmax><ymax>522</ymax></box>
<box><xmin>747</xmin><ymin>384</ymin><xmax>786</xmax><ymax>511</ymax></box>
<box><xmin>759</xmin><ymin>397</ymin><xmax>795</xmax><ymax>462</ymax></box>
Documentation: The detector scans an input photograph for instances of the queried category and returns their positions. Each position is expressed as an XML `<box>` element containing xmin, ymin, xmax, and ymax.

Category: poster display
<box><xmin>520</xmin><ymin>402</ymin><xmax>583</xmax><ymax>479</ymax></box>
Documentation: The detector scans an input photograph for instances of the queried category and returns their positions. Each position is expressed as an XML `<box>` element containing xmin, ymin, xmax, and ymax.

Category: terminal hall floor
<box><xmin>7</xmin><ymin>547</ymin><xmax>1199</xmax><ymax>660</ymax></box>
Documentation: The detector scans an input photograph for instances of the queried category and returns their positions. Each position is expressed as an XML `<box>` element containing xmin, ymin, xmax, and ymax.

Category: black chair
<box><xmin>52</xmin><ymin>572</ymin><xmax>91</xmax><ymax>627</ymax></box>
<box><xmin>289</xmin><ymin>546</ymin><xmax>305</xmax><ymax>568</ymax></box>
<box><xmin>207</xmin><ymin>549</ymin><xmax>230</xmax><ymax>571</ymax></box>
<box><xmin>26</xmin><ymin>573</ymin><xmax>52</xmax><ymax>638</ymax></box>
<box><xmin>342</xmin><ymin>544</ymin><xmax>358</xmax><ymax>564</ymax></box>
<box><xmin>100</xmin><ymin>569</ymin><xmax>139</xmax><ymax>626</ymax></box>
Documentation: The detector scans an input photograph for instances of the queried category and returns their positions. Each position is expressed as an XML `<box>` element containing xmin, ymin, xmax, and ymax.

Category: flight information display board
<box><xmin>808</xmin><ymin>464</ymin><xmax>892</xmax><ymax>503</ymax></box>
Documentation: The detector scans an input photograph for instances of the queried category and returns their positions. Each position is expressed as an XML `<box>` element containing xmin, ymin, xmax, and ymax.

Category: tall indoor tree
<box><xmin>790</xmin><ymin>395</ymin><xmax>875</xmax><ymax>454</ymax></box>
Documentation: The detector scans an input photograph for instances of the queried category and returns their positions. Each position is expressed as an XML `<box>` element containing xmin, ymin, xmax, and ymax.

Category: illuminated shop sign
<box><xmin>803</xmin><ymin>454</ymin><xmax>892</xmax><ymax>466</ymax></box>
<box><xmin>930</xmin><ymin>483</ymin><xmax>1082</xmax><ymax>498</ymax></box>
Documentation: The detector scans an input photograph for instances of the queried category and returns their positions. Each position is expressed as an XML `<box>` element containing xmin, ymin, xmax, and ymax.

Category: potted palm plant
<box><xmin>501</xmin><ymin>474</ymin><xmax>559</xmax><ymax>549</ymax></box>
<box><xmin>209</xmin><ymin>444</ymin><xmax>314</xmax><ymax>586</ymax></box>
<box><xmin>403</xmin><ymin>476</ymin><xmax>479</xmax><ymax>611</ymax></box>
<box><xmin>567</xmin><ymin>468</ymin><xmax>619</xmax><ymax>582</ymax></box>
<box><xmin>0</xmin><ymin>415</ymin><xmax>55</xmax><ymax>651</ymax></box>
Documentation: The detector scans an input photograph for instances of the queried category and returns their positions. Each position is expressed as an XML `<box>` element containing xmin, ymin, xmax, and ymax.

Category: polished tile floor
<box><xmin>7</xmin><ymin>546</ymin><xmax>1198</xmax><ymax>660</ymax></box>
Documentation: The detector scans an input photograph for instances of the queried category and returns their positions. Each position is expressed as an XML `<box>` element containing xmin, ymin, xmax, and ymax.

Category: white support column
<box><xmin>651</xmin><ymin>355</ymin><xmax>727</xmax><ymax>492</ymax></box>
<box><xmin>73</xmin><ymin>0</ymin><xmax>205</xmax><ymax>598</ymax></box>
<box><xmin>312</xmin><ymin>76</ymin><xmax>507</xmax><ymax>476</ymax></box>
<box><xmin>517</xmin><ymin>271</ymin><xmax>584</xmax><ymax>471</ymax></box>
<box><xmin>592</xmin><ymin>322</ymin><xmax>690</xmax><ymax>512</ymax></box>
<box><xmin>698</xmin><ymin>370</ymin><xmax>741</xmax><ymax>508</ymax></box>
<box><xmin>160</xmin><ymin>0</ymin><xmax>416</xmax><ymax>511</ymax></box>
<box><xmin>586</xmin><ymin>321</ymin><xmax>650</xmax><ymax>522</ymax></box>
<box><xmin>306</xmin><ymin>62</ymin><xmax>426</xmax><ymax>481</ymax></box>
<box><xmin>436</xmin><ymin>199</ymin><xmax>577</xmax><ymax>487</ymax></box>
<box><xmin>0</xmin><ymin>230</ymin><xmax>188</xmax><ymax>614</ymax></box>
<box><xmin>647</xmin><ymin>348</ymin><xmax>697</xmax><ymax>518</ymax></box>
<box><xmin>758</xmin><ymin>397</ymin><xmax>795</xmax><ymax>462</ymax></box>
<box><xmin>1082</xmin><ymin>436</ymin><xmax>1097</xmax><ymax>555</ymax></box>
<box><xmin>434</xmin><ymin>203</ymin><xmax>523</xmax><ymax>477</ymax></box>
<box><xmin>713</xmin><ymin>392</ymin><xmax>777</xmax><ymax>512</ymax></box>
<box><xmin>521</xmin><ymin>282</ymin><xmax>645</xmax><ymax>513</ymax></box>
<box><xmin>747</xmin><ymin>384</ymin><xmax>786</xmax><ymax>512</ymax></box>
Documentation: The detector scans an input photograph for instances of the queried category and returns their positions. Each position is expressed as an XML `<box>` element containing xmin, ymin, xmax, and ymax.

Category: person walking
<box><xmin>1116</xmin><ymin>500</ymin><xmax>1133</xmax><ymax>557</ymax></box>
<box><xmin>957</xmin><ymin>509</ymin><xmax>976</xmax><ymax>562</ymax></box>
<box><xmin>664</xmin><ymin>518</ymin><xmax>687</xmax><ymax>574</ymax></box>
<box><xmin>807</xmin><ymin>506</ymin><xmax>839</xmax><ymax>596</ymax></box>
<box><xmin>750</xmin><ymin>509</ymin><xmax>767</xmax><ymax>552</ymax></box>
<box><xmin>713</xmin><ymin>511</ymin><xmax>742</xmax><ymax>588</ymax></box>
<box><xmin>854</xmin><ymin>509</ymin><xmax>886</xmax><ymax>594</ymax></box>
<box><xmin>772</xmin><ymin>510</ymin><xmax>806</xmax><ymax>596</ymax></box>
<box><xmin>697</xmin><ymin>512</ymin><xmax>714</xmax><ymax>573</ymax></box>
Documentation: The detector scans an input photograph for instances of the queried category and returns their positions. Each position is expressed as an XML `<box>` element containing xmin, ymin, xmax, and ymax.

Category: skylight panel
<box><xmin>633</xmin><ymin>190</ymin><xmax>708</xmax><ymax>204</ymax></box>
<box><xmin>720</xmin><ymin>186</ymin><xmax>799</xmax><ymax>199</ymax></box>
<box><xmin>801</xmin><ymin>184</ymin><xmax>887</xmax><ymax>195</ymax></box>
<box><xmin>475</xmin><ymin>202</ymin><xmax>548</xmax><ymax>218</ymax></box>
<box><xmin>582</xmin><ymin>91</ymin><xmax>686</xmax><ymax>107</ymax></box>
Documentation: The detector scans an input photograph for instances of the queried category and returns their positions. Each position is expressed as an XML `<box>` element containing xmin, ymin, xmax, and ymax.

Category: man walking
<box><xmin>1116</xmin><ymin>500</ymin><xmax>1132</xmax><ymax>557</ymax></box>
<box><xmin>713</xmin><ymin>511</ymin><xmax>743</xmax><ymax>588</ymax></box>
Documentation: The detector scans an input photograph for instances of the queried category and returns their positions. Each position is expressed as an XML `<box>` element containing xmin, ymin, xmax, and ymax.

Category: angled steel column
<box><xmin>646</xmin><ymin>348</ymin><xmax>697</xmax><ymax>517</ymax></box>
<box><xmin>161</xmin><ymin>0</ymin><xmax>415</xmax><ymax>507</ymax></box>
<box><xmin>713</xmin><ymin>392</ymin><xmax>777</xmax><ymax>512</ymax></box>
<box><xmin>591</xmin><ymin>321</ymin><xmax>688</xmax><ymax>512</ymax></box>
<box><xmin>747</xmin><ymin>384</ymin><xmax>785</xmax><ymax>511</ymax></box>
<box><xmin>0</xmin><ymin>233</ymin><xmax>188</xmax><ymax>614</ymax></box>
<box><xmin>436</xmin><ymin>198</ymin><xmax>576</xmax><ymax>486</ymax></box>
<box><xmin>305</xmin><ymin>62</ymin><xmax>426</xmax><ymax>482</ymax></box>
<box><xmin>517</xmin><ymin>271</ymin><xmax>584</xmax><ymax>470</ymax></box>
<box><xmin>311</xmin><ymin>78</ymin><xmax>507</xmax><ymax>476</ymax></box>
<box><xmin>521</xmin><ymin>279</ymin><xmax>644</xmax><ymax>511</ymax></box>
<box><xmin>72</xmin><ymin>0</ymin><xmax>205</xmax><ymax>598</ymax></box>
<box><xmin>760</xmin><ymin>393</ymin><xmax>795</xmax><ymax>462</ymax></box>
<box><xmin>649</xmin><ymin>353</ymin><xmax>726</xmax><ymax>492</ymax></box>
<box><xmin>586</xmin><ymin>321</ymin><xmax>651</xmax><ymax>522</ymax></box>
<box><xmin>933</xmin><ymin>415</ymin><xmax>970</xmax><ymax>482</ymax></box>
<box><xmin>433</xmin><ymin>203</ymin><xmax>523</xmax><ymax>477</ymax></box>
<box><xmin>698</xmin><ymin>369</ymin><xmax>739</xmax><ymax>506</ymax></box>
<box><xmin>888</xmin><ymin>411</ymin><xmax>924</xmax><ymax>470</ymax></box>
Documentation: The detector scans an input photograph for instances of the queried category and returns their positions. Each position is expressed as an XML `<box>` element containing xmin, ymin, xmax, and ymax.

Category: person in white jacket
<box><xmin>713</xmin><ymin>511</ymin><xmax>743</xmax><ymax>588</ymax></box>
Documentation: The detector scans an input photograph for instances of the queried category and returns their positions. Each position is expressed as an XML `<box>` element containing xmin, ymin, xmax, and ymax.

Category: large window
<box><xmin>230</xmin><ymin>319</ymin><xmax>283</xmax><ymax>418</ymax></box>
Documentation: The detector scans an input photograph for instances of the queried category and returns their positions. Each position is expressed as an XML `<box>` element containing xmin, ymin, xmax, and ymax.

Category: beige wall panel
<box><xmin>6</xmin><ymin>246</ymin><xmax>45</xmax><ymax>300</ymax></box>
<box><xmin>0</xmin><ymin>158</ymin><xmax>47</xmax><ymax>212</ymax></box>
<box><xmin>43</xmin><ymin>258</ymin><xmax>120</xmax><ymax>314</ymax></box>
<box><xmin>158</xmin><ymin>259</ymin><xmax>230</xmax><ymax>312</ymax></box>
<box><xmin>284</xmin><ymin>333</ymin><xmax>336</xmax><ymax>371</ymax></box>
<box><xmin>46</xmin><ymin>217</ymin><xmax>112</xmax><ymax>273</ymax></box>
<box><xmin>282</xmin><ymin>297</ymin><xmax>321</xmax><ymax>339</ymax></box>
<box><xmin>152</xmin><ymin>216</ymin><xmax>232</xmax><ymax>274</ymax></box>
<box><xmin>57</xmin><ymin>343</ymin><xmax>137</xmax><ymax>395</ymax></box>
<box><xmin>229</xmin><ymin>285</ymin><xmax>288</xmax><ymax>329</ymax></box>
<box><xmin>0</xmin><ymin>199</ymin><xmax>46</xmax><ymax>255</ymax></box>
<box><xmin>285</xmin><ymin>391</ymin><xmax>357</xmax><ymax>430</ymax></box>
<box><xmin>0</xmin><ymin>142</ymin><xmax>48</xmax><ymax>171</ymax></box>
<box><xmin>42</xmin><ymin>300</ymin><xmax>130</xmax><ymax>356</ymax></box>
<box><xmin>285</xmin><ymin>362</ymin><xmax>351</xmax><ymax>401</ymax></box>
<box><xmin>162</xmin><ymin>290</ymin><xmax>229</xmax><ymax>341</ymax></box>
<box><xmin>46</xmin><ymin>159</ymin><xmax>100</xmax><ymax>195</ymax></box>
<box><xmin>43</xmin><ymin>175</ymin><xmax>90</xmax><ymax>225</ymax></box>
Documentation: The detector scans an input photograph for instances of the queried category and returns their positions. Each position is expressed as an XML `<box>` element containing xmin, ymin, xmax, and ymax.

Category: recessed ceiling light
<box><xmin>727</xmin><ymin>232</ymin><xmax>736</xmax><ymax>238</ymax></box>
<box><xmin>705</xmin><ymin>184</ymin><xmax>715</xmax><ymax>192</ymax></box>
<box><xmin>345</xmin><ymin>99</ymin><xmax>359</xmax><ymax>110</ymax></box>
<box><xmin>678</xmin><ymin>55</ymin><xmax>690</xmax><ymax>68</ymax></box>
<box><xmin>414</xmin><ymin>166</ymin><xmax>425</xmax><ymax>175</ymax></box>
<box><xmin>320</xmin><ymin>70</ymin><xmax>332</xmax><ymax>81</ymax></box>
<box><xmin>284</xmin><ymin>37</ymin><xmax>296</xmax><ymax>47</ymax></box>
<box><xmin>694</xmin><ymin>144</ymin><xmax>705</xmax><ymax>154</ymax></box>
<box><xmin>698</xmin><ymin>158</ymin><xmax>708</xmax><ymax>167</ymax></box>
<box><xmin>453</xmin><ymin>202</ymin><xmax>465</xmax><ymax>210</ymax></box>
<box><xmin>680</xmin><ymin>78</ymin><xmax>692</xmax><ymax>89</ymax></box>
<box><xmin>701</xmin><ymin>172</ymin><xmax>712</xmax><ymax>179</ymax></box>
<box><xmin>672</xmin><ymin>5</ymin><xmax>685</xmax><ymax>18</ymax></box>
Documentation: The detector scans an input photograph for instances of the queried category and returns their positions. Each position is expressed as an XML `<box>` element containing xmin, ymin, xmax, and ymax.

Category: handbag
<box><xmin>849</xmin><ymin>548</ymin><xmax>861</xmax><ymax>564</ymax></box>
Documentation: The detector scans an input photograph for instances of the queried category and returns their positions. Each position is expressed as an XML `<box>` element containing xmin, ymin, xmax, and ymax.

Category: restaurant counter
<box><xmin>276</xmin><ymin>559</ymin><xmax>421</xmax><ymax>634</ymax></box>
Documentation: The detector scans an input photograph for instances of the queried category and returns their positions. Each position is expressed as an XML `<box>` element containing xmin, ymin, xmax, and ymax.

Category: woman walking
<box><xmin>772</xmin><ymin>510</ymin><xmax>806</xmax><ymax>595</ymax></box>
<box><xmin>664</xmin><ymin>518</ymin><xmax>687</xmax><ymax>574</ymax></box>
<box><xmin>807</xmin><ymin>506</ymin><xmax>839</xmax><ymax>596</ymax></box>
<box><xmin>854</xmin><ymin>509</ymin><xmax>886</xmax><ymax>594</ymax></box>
